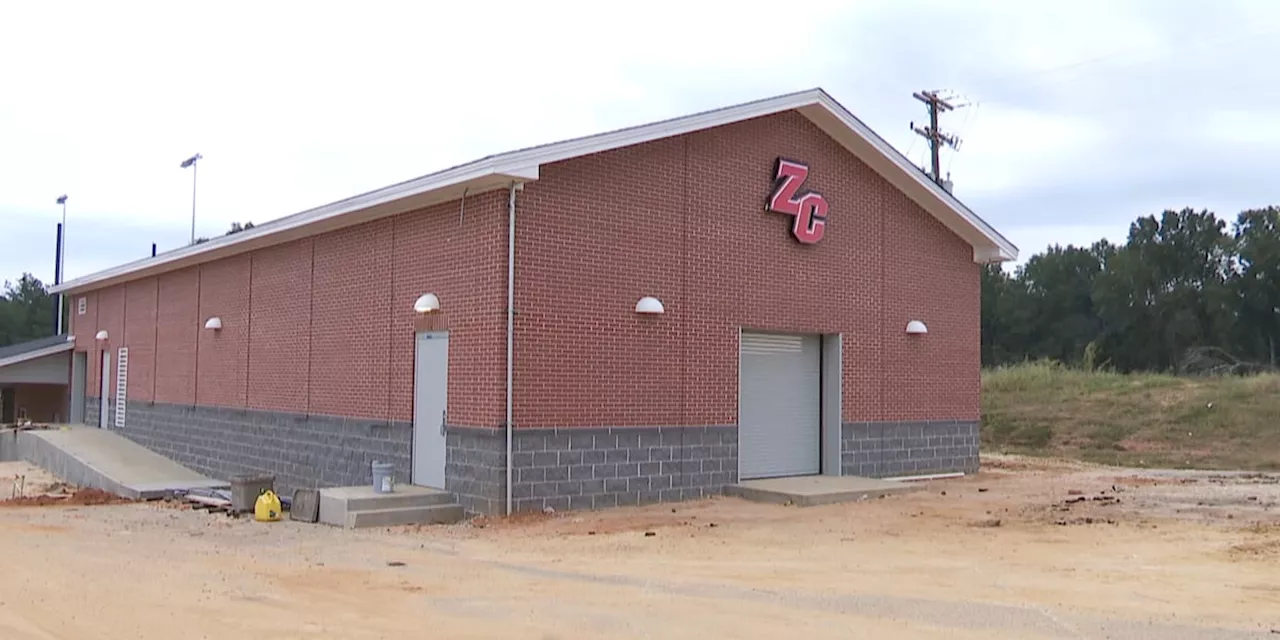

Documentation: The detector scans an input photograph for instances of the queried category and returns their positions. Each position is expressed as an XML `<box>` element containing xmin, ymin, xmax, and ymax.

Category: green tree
<box><xmin>1018</xmin><ymin>243</ymin><xmax>1105</xmax><ymax>364</ymax></box>
<box><xmin>1232</xmin><ymin>207</ymin><xmax>1280</xmax><ymax>365</ymax></box>
<box><xmin>1093</xmin><ymin>209</ymin><xmax>1233</xmax><ymax>371</ymax></box>
<box><xmin>0</xmin><ymin>274</ymin><xmax>55</xmax><ymax>347</ymax></box>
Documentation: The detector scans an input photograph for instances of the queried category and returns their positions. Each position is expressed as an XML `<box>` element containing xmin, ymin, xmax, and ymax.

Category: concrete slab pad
<box><xmin>20</xmin><ymin>426</ymin><xmax>224</xmax><ymax>500</ymax></box>
<box><xmin>725</xmin><ymin>475</ymin><xmax>923</xmax><ymax>506</ymax></box>
<box><xmin>318</xmin><ymin>485</ymin><xmax>459</xmax><ymax>528</ymax></box>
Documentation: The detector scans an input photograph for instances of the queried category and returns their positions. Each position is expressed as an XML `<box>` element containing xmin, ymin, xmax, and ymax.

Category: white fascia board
<box><xmin>0</xmin><ymin>342</ymin><xmax>75</xmax><ymax>370</ymax></box>
<box><xmin>52</xmin><ymin>162</ymin><xmax>538</xmax><ymax>294</ymax></box>
<box><xmin>492</xmin><ymin>90</ymin><xmax>829</xmax><ymax>169</ymax></box>
<box><xmin>805</xmin><ymin>93</ymin><xmax>1019</xmax><ymax>263</ymax></box>
<box><xmin>498</xmin><ymin>88</ymin><xmax>1018</xmax><ymax>263</ymax></box>
<box><xmin>974</xmin><ymin>246</ymin><xmax>1017</xmax><ymax>264</ymax></box>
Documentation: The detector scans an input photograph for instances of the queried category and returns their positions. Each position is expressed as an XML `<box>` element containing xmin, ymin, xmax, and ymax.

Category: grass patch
<box><xmin>982</xmin><ymin>361</ymin><xmax>1280</xmax><ymax>470</ymax></box>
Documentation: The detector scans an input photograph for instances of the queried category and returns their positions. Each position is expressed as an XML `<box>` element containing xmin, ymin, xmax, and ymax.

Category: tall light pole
<box><xmin>54</xmin><ymin>195</ymin><xmax>67</xmax><ymax>335</ymax></box>
<box><xmin>180</xmin><ymin>153</ymin><xmax>202</xmax><ymax>244</ymax></box>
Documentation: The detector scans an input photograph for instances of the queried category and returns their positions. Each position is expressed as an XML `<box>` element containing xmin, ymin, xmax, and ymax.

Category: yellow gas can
<box><xmin>254</xmin><ymin>489</ymin><xmax>282</xmax><ymax>522</ymax></box>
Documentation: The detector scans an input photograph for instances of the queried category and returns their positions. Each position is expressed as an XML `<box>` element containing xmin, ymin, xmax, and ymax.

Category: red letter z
<box><xmin>767</xmin><ymin>159</ymin><xmax>827</xmax><ymax>244</ymax></box>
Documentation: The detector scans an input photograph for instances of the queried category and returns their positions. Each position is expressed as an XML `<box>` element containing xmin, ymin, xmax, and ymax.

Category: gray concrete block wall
<box><xmin>0</xmin><ymin>428</ymin><xmax>31</xmax><ymax>462</ymax></box>
<box><xmin>841</xmin><ymin>420</ymin><xmax>979</xmax><ymax>477</ymax></box>
<box><xmin>446</xmin><ymin>427</ymin><xmax>506</xmax><ymax>516</ymax></box>
<box><xmin>511</xmin><ymin>425</ymin><xmax>738</xmax><ymax>514</ymax></box>
<box><xmin>447</xmin><ymin>425</ymin><xmax>738</xmax><ymax>515</ymax></box>
<box><xmin>102</xmin><ymin>400</ymin><xmax>411</xmax><ymax>496</ymax></box>
<box><xmin>86</xmin><ymin>396</ymin><xmax>100</xmax><ymax>428</ymax></box>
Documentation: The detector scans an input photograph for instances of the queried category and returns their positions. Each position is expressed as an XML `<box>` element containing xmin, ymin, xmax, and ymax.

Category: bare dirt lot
<box><xmin>0</xmin><ymin>455</ymin><xmax>1276</xmax><ymax>639</ymax></box>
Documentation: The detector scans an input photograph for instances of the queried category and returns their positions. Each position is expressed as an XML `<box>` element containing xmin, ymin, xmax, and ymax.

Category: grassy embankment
<box><xmin>982</xmin><ymin>361</ymin><xmax>1280</xmax><ymax>470</ymax></box>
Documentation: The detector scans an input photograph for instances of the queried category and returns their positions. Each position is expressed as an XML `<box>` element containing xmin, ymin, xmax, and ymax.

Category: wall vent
<box><xmin>114</xmin><ymin>347</ymin><xmax>128</xmax><ymax>428</ymax></box>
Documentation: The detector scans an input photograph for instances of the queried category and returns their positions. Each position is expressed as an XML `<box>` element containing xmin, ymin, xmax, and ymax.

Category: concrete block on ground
<box><xmin>318</xmin><ymin>485</ymin><xmax>463</xmax><ymax>528</ymax></box>
<box><xmin>345</xmin><ymin>505</ymin><xmax>464</xmax><ymax>528</ymax></box>
<box><xmin>725</xmin><ymin>475</ymin><xmax>923</xmax><ymax>507</ymax></box>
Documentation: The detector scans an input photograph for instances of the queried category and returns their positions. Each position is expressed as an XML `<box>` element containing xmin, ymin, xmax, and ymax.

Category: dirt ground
<box><xmin>0</xmin><ymin>455</ymin><xmax>1276</xmax><ymax>639</ymax></box>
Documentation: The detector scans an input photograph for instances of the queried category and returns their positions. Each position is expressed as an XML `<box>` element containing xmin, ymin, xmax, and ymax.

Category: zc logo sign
<box><xmin>766</xmin><ymin>159</ymin><xmax>828</xmax><ymax>244</ymax></box>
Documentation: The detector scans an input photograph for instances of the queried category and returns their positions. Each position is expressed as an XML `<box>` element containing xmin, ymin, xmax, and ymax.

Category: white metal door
<box><xmin>412</xmin><ymin>331</ymin><xmax>448</xmax><ymax>488</ymax></box>
<box><xmin>738</xmin><ymin>332</ymin><xmax>821</xmax><ymax>479</ymax></box>
<box><xmin>98</xmin><ymin>350</ymin><xmax>111</xmax><ymax>429</ymax></box>
<box><xmin>70</xmin><ymin>351</ymin><xmax>87</xmax><ymax>424</ymax></box>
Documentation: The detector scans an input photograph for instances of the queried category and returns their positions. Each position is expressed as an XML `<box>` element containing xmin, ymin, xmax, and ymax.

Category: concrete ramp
<box><xmin>725</xmin><ymin>475</ymin><xmax>923</xmax><ymax>507</ymax></box>
<box><xmin>12</xmin><ymin>426</ymin><xmax>225</xmax><ymax>500</ymax></box>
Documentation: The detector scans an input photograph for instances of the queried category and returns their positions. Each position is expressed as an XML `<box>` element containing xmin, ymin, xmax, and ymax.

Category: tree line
<box><xmin>984</xmin><ymin>206</ymin><xmax>1280</xmax><ymax>373</ymax></box>
<box><xmin>1</xmin><ymin>222</ymin><xmax>257</xmax><ymax>346</ymax></box>
<box><xmin>0</xmin><ymin>274</ymin><xmax>54</xmax><ymax>347</ymax></box>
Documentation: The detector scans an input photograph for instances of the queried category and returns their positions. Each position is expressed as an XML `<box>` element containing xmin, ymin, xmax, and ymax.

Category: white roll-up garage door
<box><xmin>738</xmin><ymin>332</ymin><xmax>821</xmax><ymax>479</ymax></box>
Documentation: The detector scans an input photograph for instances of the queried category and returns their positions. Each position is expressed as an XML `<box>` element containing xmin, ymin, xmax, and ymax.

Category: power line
<box><xmin>978</xmin><ymin>22</ymin><xmax>1280</xmax><ymax>106</ymax></box>
<box><xmin>947</xmin><ymin>101</ymin><xmax>979</xmax><ymax>176</ymax></box>
<box><xmin>981</xmin><ymin>21</ymin><xmax>1280</xmax><ymax>95</ymax></box>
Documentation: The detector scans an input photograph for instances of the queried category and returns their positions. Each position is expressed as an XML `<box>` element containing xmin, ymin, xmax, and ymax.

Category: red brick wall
<box><xmin>247</xmin><ymin>239</ymin><xmax>313</xmax><ymax>413</ymax></box>
<box><xmin>389</xmin><ymin>192</ymin><xmax>508</xmax><ymax>427</ymax></box>
<box><xmin>155</xmin><ymin>269</ymin><xmax>199</xmax><ymax>404</ymax></box>
<box><xmin>75</xmin><ymin>109</ymin><xmax>980</xmax><ymax>430</ymax></box>
<box><xmin>71</xmin><ymin>290</ymin><xmax>99</xmax><ymax>398</ymax></box>
<box><xmin>91</xmin><ymin>285</ymin><xmax>126</xmax><ymax>404</ymax></box>
<box><xmin>78</xmin><ymin>196</ymin><xmax>509</xmax><ymax>427</ymax></box>
<box><xmin>124</xmin><ymin>279</ymin><xmax>158</xmax><ymax>403</ymax></box>
<box><xmin>196</xmin><ymin>255</ymin><xmax>251</xmax><ymax>407</ymax></box>
<box><xmin>512</xmin><ymin>111</ymin><xmax>980</xmax><ymax>427</ymax></box>
<box><xmin>308</xmin><ymin>220</ymin><xmax>394</xmax><ymax>418</ymax></box>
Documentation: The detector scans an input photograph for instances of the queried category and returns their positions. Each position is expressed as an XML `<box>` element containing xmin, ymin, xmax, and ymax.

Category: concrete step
<box><xmin>342</xmin><ymin>490</ymin><xmax>455</xmax><ymax>512</ymax></box>
<box><xmin>345</xmin><ymin>504</ymin><xmax>464</xmax><ymax>528</ymax></box>
<box><xmin>318</xmin><ymin>485</ymin><xmax>464</xmax><ymax>528</ymax></box>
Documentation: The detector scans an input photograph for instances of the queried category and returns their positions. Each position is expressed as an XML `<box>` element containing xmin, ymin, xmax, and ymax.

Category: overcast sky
<box><xmin>2</xmin><ymin>0</ymin><xmax>1277</xmax><ymax>284</ymax></box>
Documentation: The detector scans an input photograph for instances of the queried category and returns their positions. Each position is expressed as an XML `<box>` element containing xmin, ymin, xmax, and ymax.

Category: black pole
<box><xmin>151</xmin><ymin>243</ymin><xmax>157</xmax><ymax>257</ymax></box>
<box><xmin>53</xmin><ymin>223</ymin><xmax>63</xmax><ymax>336</ymax></box>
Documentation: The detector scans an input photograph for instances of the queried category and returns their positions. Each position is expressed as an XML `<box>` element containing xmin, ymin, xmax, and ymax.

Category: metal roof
<box><xmin>52</xmin><ymin>87</ymin><xmax>1017</xmax><ymax>295</ymax></box>
<box><xmin>0</xmin><ymin>335</ymin><xmax>74</xmax><ymax>368</ymax></box>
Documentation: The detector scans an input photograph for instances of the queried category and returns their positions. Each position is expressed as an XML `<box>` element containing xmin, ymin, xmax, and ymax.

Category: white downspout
<box><xmin>506</xmin><ymin>182</ymin><xmax>517</xmax><ymax>516</ymax></box>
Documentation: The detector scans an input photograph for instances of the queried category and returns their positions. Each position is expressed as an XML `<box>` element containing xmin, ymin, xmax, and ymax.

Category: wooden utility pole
<box><xmin>911</xmin><ymin>90</ymin><xmax>961</xmax><ymax>186</ymax></box>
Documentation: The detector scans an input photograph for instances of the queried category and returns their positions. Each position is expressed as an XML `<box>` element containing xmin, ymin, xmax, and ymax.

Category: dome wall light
<box><xmin>635</xmin><ymin>296</ymin><xmax>665</xmax><ymax>314</ymax></box>
<box><xmin>413</xmin><ymin>293</ymin><xmax>441</xmax><ymax>314</ymax></box>
<box><xmin>205</xmin><ymin>317</ymin><xmax>223</xmax><ymax>330</ymax></box>
<box><xmin>94</xmin><ymin>330</ymin><xmax>109</xmax><ymax>341</ymax></box>
<box><xmin>905</xmin><ymin>320</ymin><xmax>928</xmax><ymax>335</ymax></box>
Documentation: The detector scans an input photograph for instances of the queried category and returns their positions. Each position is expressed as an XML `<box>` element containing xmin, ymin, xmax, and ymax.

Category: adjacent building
<box><xmin>0</xmin><ymin>335</ymin><xmax>76</xmax><ymax>424</ymax></box>
<box><xmin>52</xmin><ymin>88</ymin><xmax>1017</xmax><ymax>515</ymax></box>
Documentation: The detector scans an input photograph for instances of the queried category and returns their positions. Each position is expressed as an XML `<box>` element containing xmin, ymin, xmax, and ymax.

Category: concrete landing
<box><xmin>725</xmin><ymin>475</ymin><xmax>922</xmax><ymax>507</ymax></box>
<box><xmin>318</xmin><ymin>485</ymin><xmax>464</xmax><ymax>528</ymax></box>
<box><xmin>17</xmin><ymin>426</ymin><xmax>226</xmax><ymax>500</ymax></box>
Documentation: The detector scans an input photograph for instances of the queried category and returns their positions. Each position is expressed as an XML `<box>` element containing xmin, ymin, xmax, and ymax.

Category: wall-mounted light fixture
<box><xmin>94</xmin><ymin>330</ymin><xmax>109</xmax><ymax>341</ymax></box>
<box><xmin>635</xmin><ymin>296</ymin><xmax>665</xmax><ymax>314</ymax></box>
<box><xmin>413</xmin><ymin>293</ymin><xmax>441</xmax><ymax>314</ymax></box>
<box><xmin>204</xmin><ymin>317</ymin><xmax>223</xmax><ymax>330</ymax></box>
<box><xmin>905</xmin><ymin>320</ymin><xmax>928</xmax><ymax>335</ymax></box>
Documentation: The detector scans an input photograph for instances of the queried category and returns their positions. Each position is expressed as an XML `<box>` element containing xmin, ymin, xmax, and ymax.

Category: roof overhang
<box><xmin>0</xmin><ymin>337</ymin><xmax>75</xmax><ymax>370</ymax></box>
<box><xmin>53</xmin><ymin>88</ymin><xmax>1015</xmax><ymax>294</ymax></box>
<box><xmin>796</xmin><ymin>98</ymin><xmax>1018</xmax><ymax>264</ymax></box>
<box><xmin>52</xmin><ymin>164</ymin><xmax>539</xmax><ymax>295</ymax></box>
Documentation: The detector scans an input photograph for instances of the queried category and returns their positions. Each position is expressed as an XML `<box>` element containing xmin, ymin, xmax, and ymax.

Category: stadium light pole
<box><xmin>54</xmin><ymin>195</ymin><xmax>67</xmax><ymax>335</ymax></box>
<box><xmin>180</xmin><ymin>153</ymin><xmax>202</xmax><ymax>244</ymax></box>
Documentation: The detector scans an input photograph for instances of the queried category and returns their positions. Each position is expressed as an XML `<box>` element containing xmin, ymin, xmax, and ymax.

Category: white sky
<box><xmin>3</xmin><ymin>0</ymin><xmax>1279</xmax><ymax>283</ymax></box>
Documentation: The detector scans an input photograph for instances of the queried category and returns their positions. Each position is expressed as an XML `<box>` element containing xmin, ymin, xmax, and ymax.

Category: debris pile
<box><xmin>1049</xmin><ymin>488</ymin><xmax>1122</xmax><ymax>526</ymax></box>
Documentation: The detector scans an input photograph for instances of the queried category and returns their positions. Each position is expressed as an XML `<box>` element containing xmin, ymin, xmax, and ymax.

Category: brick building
<box><xmin>53</xmin><ymin>89</ymin><xmax>1016</xmax><ymax>515</ymax></box>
